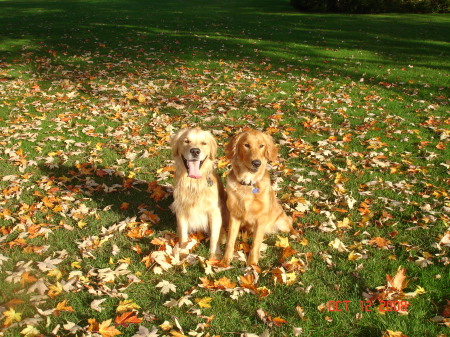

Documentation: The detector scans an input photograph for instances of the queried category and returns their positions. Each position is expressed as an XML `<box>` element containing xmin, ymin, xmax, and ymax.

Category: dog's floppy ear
<box><xmin>225</xmin><ymin>132</ymin><xmax>243</xmax><ymax>160</ymax></box>
<box><xmin>263</xmin><ymin>132</ymin><xmax>278</xmax><ymax>162</ymax></box>
<box><xmin>170</xmin><ymin>128</ymin><xmax>186</xmax><ymax>158</ymax></box>
<box><xmin>205</xmin><ymin>131</ymin><xmax>218</xmax><ymax>161</ymax></box>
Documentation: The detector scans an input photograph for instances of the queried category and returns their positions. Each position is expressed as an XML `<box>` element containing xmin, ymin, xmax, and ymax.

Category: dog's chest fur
<box><xmin>171</xmin><ymin>173</ymin><xmax>219</xmax><ymax>233</ymax></box>
<box><xmin>227</xmin><ymin>170</ymin><xmax>272</xmax><ymax>224</ymax></box>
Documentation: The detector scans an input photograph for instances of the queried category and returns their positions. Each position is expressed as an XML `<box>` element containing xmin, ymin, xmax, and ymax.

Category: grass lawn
<box><xmin>0</xmin><ymin>0</ymin><xmax>449</xmax><ymax>336</ymax></box>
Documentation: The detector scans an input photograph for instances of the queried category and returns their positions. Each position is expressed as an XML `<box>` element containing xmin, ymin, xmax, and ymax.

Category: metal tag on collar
<box><xmin>207</xmin><ymin>177</ymin><xmax>214</xmax><ymax>187</ymax></box>
<box><xmin>252</xmin><ymin>186</ymin><xmax>259</xmax><ymax>194</ymax></box>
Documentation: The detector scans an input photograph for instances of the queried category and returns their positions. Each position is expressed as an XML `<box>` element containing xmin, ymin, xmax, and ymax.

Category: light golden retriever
<box><xmin>170</xmin><ymin>128</ymin><xmax>228</xmax><ymax>260</ymax></box>
<box><xmin>220</xmin><ymin>129</ymin><xmax>295</xmax><ymax>266</ymax></box>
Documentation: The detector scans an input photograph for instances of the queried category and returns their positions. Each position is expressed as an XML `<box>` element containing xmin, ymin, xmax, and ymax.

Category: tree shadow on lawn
<box><xmin>1</xmin><ymin>0</ymin><xmax>449</xmax><ymax>102</ymax></box>
<box><xmin>37</xmin><ymin>162</ymin><xmax>176</xmax><ymax>236</ymax></box>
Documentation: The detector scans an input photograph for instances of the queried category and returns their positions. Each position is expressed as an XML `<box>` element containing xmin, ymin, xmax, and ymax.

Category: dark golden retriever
<box><xmin>221</xmin><ymin>129</ymin><xmax>295</xmax><ymax>266</ymax></box>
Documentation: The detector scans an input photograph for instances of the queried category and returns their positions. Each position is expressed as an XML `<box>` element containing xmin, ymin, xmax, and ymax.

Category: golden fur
<box><xmin>221</xmin><ymin>129</ymin><xmax>295</xmax><ymax>266</ymax></box>
<box><xmin>170</xmin><ymin>128</ymin><xmax>228</xmax><ymax>259</ymax></box>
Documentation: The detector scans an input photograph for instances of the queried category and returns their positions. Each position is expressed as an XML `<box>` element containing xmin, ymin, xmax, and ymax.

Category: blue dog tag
<box><xmin>207</xmin><ymin>177</ymin><xmax>214</xmax><ymax>187</ymax></box>
<box><xmin>252</xmin><ymin>187</ymin><xmax>259</xmax><ymax>194</ymax></box>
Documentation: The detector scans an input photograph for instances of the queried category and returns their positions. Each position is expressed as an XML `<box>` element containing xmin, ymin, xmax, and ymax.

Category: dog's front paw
<box><xmin>219</xmin><ymin>257</ymin><xmax>231</xmax><ymax>267</ymax></box>
<box><xmin>247</xmin><ymin>252</ymin><xmax>259</xmax><ymax>267</ymax></box>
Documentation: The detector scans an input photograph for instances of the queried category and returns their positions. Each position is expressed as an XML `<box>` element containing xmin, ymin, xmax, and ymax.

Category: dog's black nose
<box><xmin>190</xmin><ymin>148</ymin><xmax>201</xmax><ymax>157</ymax></box>
<box><xmin>252</xmin><ymin>160</ymin><xmax>261</xmax><ymax>168</ymax></box>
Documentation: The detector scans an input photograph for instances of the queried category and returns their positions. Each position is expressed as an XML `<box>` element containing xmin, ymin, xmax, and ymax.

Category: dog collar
<box><xmin>207</xmin><ymin>177</ymin><xmax>214</xmax><ymax>187</ymax></box>
<box><xmin>240</xmin><ymin>180</ymin><xmax>259</xmax><ymax>193</ymax></box>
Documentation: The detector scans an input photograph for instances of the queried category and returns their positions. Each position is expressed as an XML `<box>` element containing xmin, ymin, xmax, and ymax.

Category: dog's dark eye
<box><xmin>259</xmin><ymin>144</ymin><xmax>264</xmax><ymax>148</ymax></box>
<box><xmin>184</xmin><ymin>139</ymin><xmax>190</xmax><ymax>144</ymax></box>
<box><xmin>244</xmin><ymin>143</ymin><xmax>250</xmax><ymax>148</ymax></box>
<box><xmin>201</xmin><ymin>141</ymin><xmax>207</xmax><ymax>146</ymax></box>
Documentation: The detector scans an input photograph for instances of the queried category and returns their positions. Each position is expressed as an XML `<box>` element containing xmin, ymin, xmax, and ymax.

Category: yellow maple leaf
<box><xmin>195</xmin><ymin>297</ymin><xmax>213</xmax><ymax>308</ymax></box>
<box><xmin>137</xmin><ymin>94</ymin><xmax>146</xmax><ymax>104</ymax></box>
<box><xmin>77</xmin><ymin>220</ymin><xmax>87</xmax><ymax>229</ymax></box>
<box><xmin>275</xmin><ymin>235</ymin><xmax>289</xmax><ymax>248</ymax></box>
<box><xmin>116</xmin><ymin>299</ymin><xmax>141</xmax><ymax>313</ymax></box>
<box><xmin>337</xmin><ymin>217</ymin><xmax>352</xmax><ymax>229</ymax></box>
<box><xmin>286</xmin><ymin>271</ymin><xmax>297</xmax><ymax>285</ymax></box>
<box><xmin>414</xmin><ymin>286</ymin><xmax>426</xmax><ymax>295</ymax></box>
<box><xmin>159</xmin><ymin>321</ymin><xmax>173</xmax><ymax>331</ymax></box>
<box><xmin>299</xmin><ymin>237</ymin><xmax>309</xmax><ymax>246</ymax></box>
<box><xmin>71</xmin><ymin>261</ymin><xmax>82</xmax><ymax>269</ymax></box>
<box><xmin>20</xmin><ymin>325</ymin><xmax>40</xmax><ymax>337</ymax></box>
<box><xmin>98</xmin><ymin>319</ymin><xmax>121</xmax><ymax>337</ymax></box>
<box><xmin>348</xmin><ymin>251</ymin><xmax>362</xmax><ymax>261</ymax></box>
<box><xmin>169</xmin><ymin>330</ymin><xmax>187</xmax><ymax>337</ymax></box>
<box><xmin>47</xmin><ymin>282</ymin><xmax>63</xmax><ymax>298</ymax></box>
<box><xmin>55</xmin><ymin>300</ymin><xmax>74</xmax><ymax>312</ymax></box>
<box><xmin>47</xmin><ymin>269</ymin><xmax>62</xmax><ymax>280</ymax></box>
<box><xmin>3</xmin><ymin>308</ymin><xmax>22</xmax><ymax>327</ymax></box>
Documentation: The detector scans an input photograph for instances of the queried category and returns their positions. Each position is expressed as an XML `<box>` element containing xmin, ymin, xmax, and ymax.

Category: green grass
<box><xmin>1</xmin><ymin>0</ymin><xmax>449</xmax><ymax>336</ymax></box>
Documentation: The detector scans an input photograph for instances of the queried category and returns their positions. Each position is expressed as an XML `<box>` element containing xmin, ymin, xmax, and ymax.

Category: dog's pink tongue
<box><xmin>187</xmin><ymin>160</ymin><xmax>202</xmax><ymax>179</ymax></box>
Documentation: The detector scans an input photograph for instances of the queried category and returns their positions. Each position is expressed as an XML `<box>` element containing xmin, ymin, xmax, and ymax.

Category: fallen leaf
<box><xmin>156</xmin><ymin>280</ymin><xmax>177</xmax><ymax>295</ymax></box>
<box><xmin>115</xmin><ymin>312</ymin><xmax>142</xmax><ymax>327</ymax></box>
<box><xmin>99</xmin><ymin>319</ymin><xmax>121</xmax><ymax>337</ymax></box>
<box><xmin>386</xmin><ymin>267</ymin><xmax>408</xmax><ymax>291</ymax></box>
<box><xmin>329</xmin><ymin>238</ymin><xmax>349</xmax><ymax>252</ymax></box>
<box><xmin>117</xmin><ymin>300</ymin><xmax>141</xmax><ymax>313</ymax></box>
<box><xmin>91</xmin><ymin>298</ymin><xmax>107</xmax><ymax>312</ymax></box>
<box><xmin>195</xmin><ymin>297</ymin><xmax>213</xmax><ymax>309</ymax></box>
<box><xmin>3</xmin><ymin>308</ymin><xmax>22</xmax><ymax>327</ymax></box>
<box><xmin>20</xmin><ymin>325</ymin><xmax>40</xmax><ymax>337</ymax></box>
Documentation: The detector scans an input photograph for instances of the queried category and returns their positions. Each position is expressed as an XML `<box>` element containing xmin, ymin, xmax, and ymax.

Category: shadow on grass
<box><xmin>37</xmin><ymin>162</ymin><xmax>175</xmax><ymax>233</ymax></box>
<box><xmin>1</xmin><ymin>0</ymin><xmax>449</xmax><ymax>101</ymax></box>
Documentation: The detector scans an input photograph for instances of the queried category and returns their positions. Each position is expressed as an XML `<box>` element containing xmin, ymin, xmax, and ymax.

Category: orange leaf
<box><xmin>87</xmin><ymin>318</ymin><xmax>99</xmax><ymax>332</ymax></box>
<box><xmin>55</xmin><ymin>300</ymin><xmax>75</xmax><ymax>312</ymax></box>
<box><xmin>120</xmin><ymin>202</ymin><xmax>130</xmax><ymax>211</ymax></box>
<box><xmin>214</xmin><ymin>276</ymin><xmax>236</xmax><ymax>290</ymax></box>
<box><xmin>280</xmin><ymin>246</ymin><xmax>297</xmax><ymax>261</ymax></box>
<box><xmin>4</xmin><ymin>299</ymin><xmax>24</xmax><ymax>308</ymax></box>
<box><xmin>256</xmin><ymin>286</ymin><xmax>271</xmax><ymax>298</ymax></box>
<box><xmin>369</xmin><ymin>237</ymin><xmax>391</xmax><ymax>248</ymax></box>
<box><xmin>150</xmin><ymin>237</ymin><xmax>167</xmax><ymax>246</ymax></box>
<box><xmin>343</xmin><ymin>133</ymin><xmax>352</xmax><ymax>142</ymax></box>
<box><xmin>20</xmin><ymin>272</ymin><xmax>37</xmax><ymax>287</ymax></box>
<box><xmin>436</xmin><ymin>142</ymin><xmax>446</xmax><ymax>150</ymax></box>
<box><xmin>115</xmin><ymin>312</ymin><xmax>142</xmax><ymax>327</ymax></box>
<box><xmin>199</xmin><ymin>276</ymin><xmax>236</xmax><ymax>290</ymax></box>
<box><xmin>272</xmin><ymin>317</ymin><xmax>288</xmax><ymax>326</ymax></box>
<box><xmin>239</xmin><ymin>273</ymin><xmax>257</xmax><ymax>290</ymax></box>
